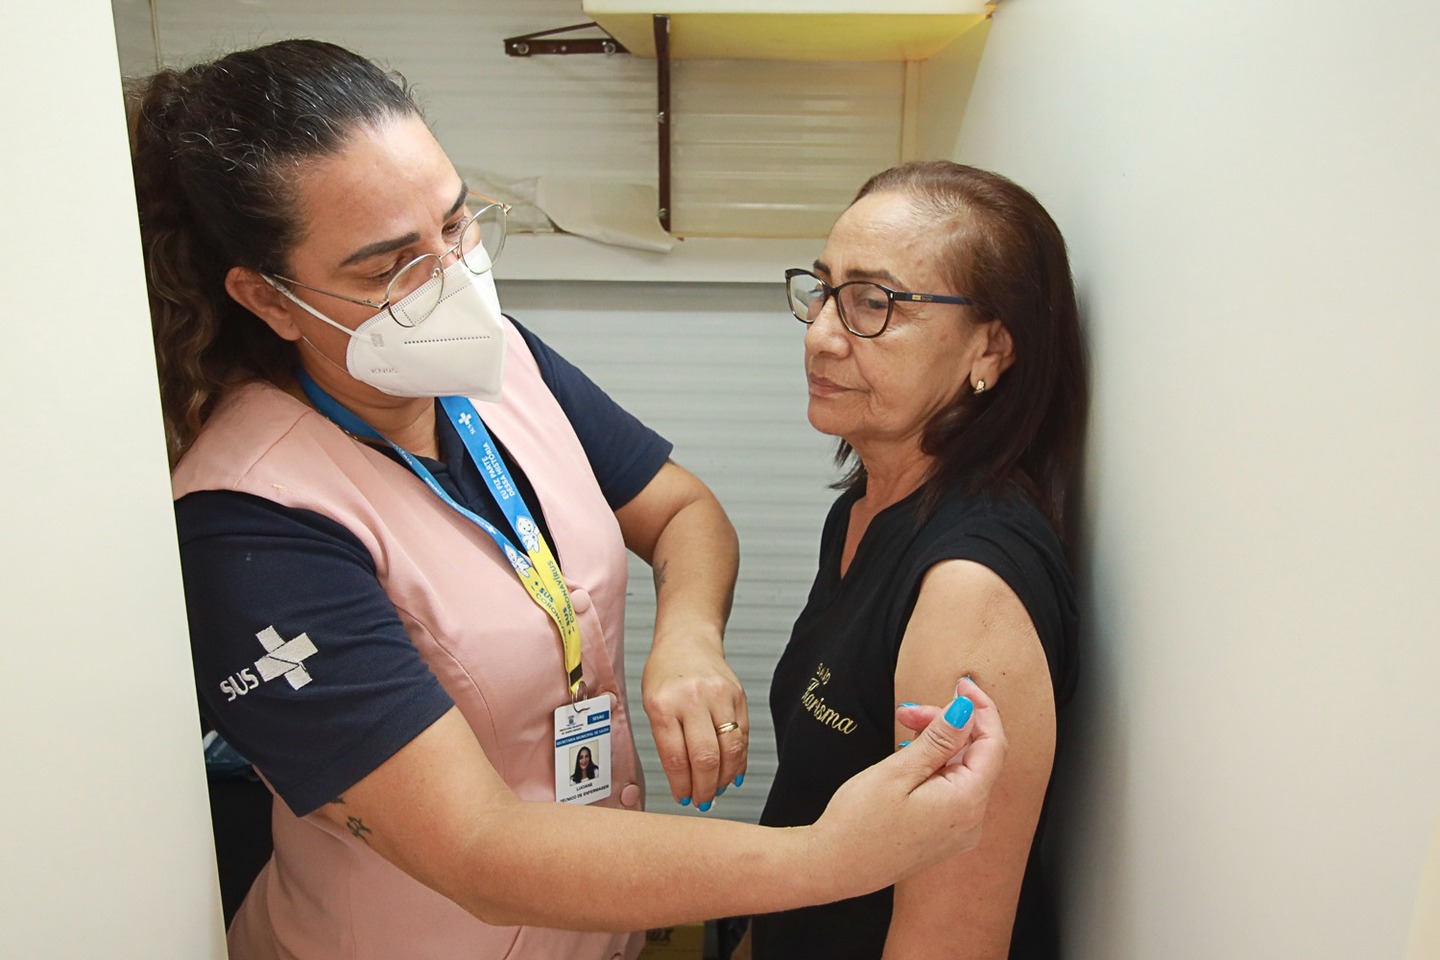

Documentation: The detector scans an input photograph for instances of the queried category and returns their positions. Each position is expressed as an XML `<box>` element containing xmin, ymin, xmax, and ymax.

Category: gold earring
<box><xmin>973</xmin><ymin>379</ymin><xmax>987</xmax><ymax>395</ymax></box>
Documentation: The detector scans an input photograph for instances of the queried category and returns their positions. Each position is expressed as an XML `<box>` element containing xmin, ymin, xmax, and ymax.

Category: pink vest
<box><xmin>173</xmin><ymin>322</ymin><xmax>646</xmax><ymax>960</ymax></box>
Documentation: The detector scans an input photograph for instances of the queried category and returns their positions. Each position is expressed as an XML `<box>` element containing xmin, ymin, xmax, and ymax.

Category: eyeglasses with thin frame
<box><xmin>784</xmin><ymin>268</ymin><xmax>976</xmax><ymax>339</ymax></box>
<box><xmin>268</xmin><ymin>192</ymin><xmax>511</xmax><ymax>328</ymax></box>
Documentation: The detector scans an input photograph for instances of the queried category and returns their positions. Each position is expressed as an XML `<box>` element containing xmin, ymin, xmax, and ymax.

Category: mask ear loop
<box><xmin>297</xmin><ymin>334</ymin><xmax>354</xmax><ymax>378</ymax></box>
<box><xmin>263</xmin><ymin>276</ymin><xmax>371</xmax><ymax>341</ymax></box>
<box><xmin>261</xmin><ymin>276</ymin><xmax>369</xmax><ymax>393</ymax></box>
<box><xmin>290</xmin><ymin>337</ymin><xmax>393</xmax><ymax>452</ymax></box>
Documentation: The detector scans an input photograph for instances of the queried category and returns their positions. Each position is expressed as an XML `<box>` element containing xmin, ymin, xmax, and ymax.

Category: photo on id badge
<box><xmin>554</xmin><ymin>694</ymin><xmax>613</xmax><ymax>804</ymax></box>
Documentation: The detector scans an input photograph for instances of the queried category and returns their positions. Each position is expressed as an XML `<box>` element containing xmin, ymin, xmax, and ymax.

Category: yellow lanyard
<box><xmin>438</xmin><ymin>396</ymin><xmax>584</xmax><ymax>699</ymax></box>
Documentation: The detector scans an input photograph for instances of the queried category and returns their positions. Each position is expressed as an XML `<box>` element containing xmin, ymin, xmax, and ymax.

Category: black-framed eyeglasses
<box><xmin>267</xmin><ymin>192</ymin><xmax>511</xmax><ymax>328</ymax></box>
<box><xmin>784</xmin><ymin>268</ymin><xmax>976</xmax><ymax>339</ymax></box>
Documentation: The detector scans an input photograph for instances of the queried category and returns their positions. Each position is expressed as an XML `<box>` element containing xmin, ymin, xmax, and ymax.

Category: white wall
<box><xmin>0</xmin><ymin>1</ymin><xmax>225</xmax><ymax>957</ymax></box>
<box><xmin>931</xmin><ymin>2</ymin><xmax>1440</xmax><ymax>957</ymax></box>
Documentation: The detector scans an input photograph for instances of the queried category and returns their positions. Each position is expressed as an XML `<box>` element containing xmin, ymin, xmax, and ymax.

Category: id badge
<box><xmin>554</xmin><ymin>694</ymin><xmax>613</xmax><ymax>805</ymax></box>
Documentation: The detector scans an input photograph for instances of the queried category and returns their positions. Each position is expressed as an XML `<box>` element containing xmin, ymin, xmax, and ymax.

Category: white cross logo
<box><xmin>253</xmin><ymin>626</ymin><xmax>318</xmax><ymax>690</ymax></box>
<box><xmin>457</xmin><ymin>411</ymin><xmax>473</xmax><ymax>430</ymax></box>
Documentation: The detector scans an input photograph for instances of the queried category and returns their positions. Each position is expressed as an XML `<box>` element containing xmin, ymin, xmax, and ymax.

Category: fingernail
<box><xmin>699</xmin><ymin>801</ymin><xmax>713</xmax><ymax>813</ymax></box>
<box><xmin>944</xmin><ymin>695</ymin><xmax>975</xmax><ymax>728</ymax></box>
<box><xmin>898</xmin><ymin>701</ymin><xmax>919</xmax><ymax>708</ymax></box>
<box><xmin>898</xmin><ymin>740</ymin><xmax>911</xmax><ymax>748</ymax></box>
<box><xmin>734</xmin><ymin>774</ymin><xmax>745</xmax><ymax>787</ymax></box>
<box><xmin>679</xmin><ymin>797</ymin><xmax>691</xmax><ymax>807</ymax></box>
<box><xmin>716</xmin><ymin>786</ymin><xmax>727</xmax><ymax>797</ymax></box>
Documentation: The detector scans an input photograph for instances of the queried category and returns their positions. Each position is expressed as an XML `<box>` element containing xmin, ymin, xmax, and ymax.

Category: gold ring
<box><xmin>714</xmin><ymin>721</ymin><xmax>741</xmax><ymax>735</ymax></box>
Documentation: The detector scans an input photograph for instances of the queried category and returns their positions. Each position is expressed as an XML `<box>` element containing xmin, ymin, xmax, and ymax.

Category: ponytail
<box><xmin>126</xmin><ymin>40</ymin><xmax>422</xmax><ymax>463</ymax></box>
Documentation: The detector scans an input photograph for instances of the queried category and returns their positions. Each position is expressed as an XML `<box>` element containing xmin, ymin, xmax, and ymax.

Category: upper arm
<box><xmin>884</xmin><ymin>560</ymin><xmax>1056</xmax><ymax>960</ymax></box>
<box><xmin>613</xmin><ymin>460</ymin><xmax>729</xmax><ymax>563</ymax></box>
<box><xmin>179</xmin><ymin>491</ymin><xmax>537</xmax><ymax>925</ymax></box>
<box><xmin>178</xmin><ymin>490</ymin><xmax>454</xmax><ymax>816</ymax></box>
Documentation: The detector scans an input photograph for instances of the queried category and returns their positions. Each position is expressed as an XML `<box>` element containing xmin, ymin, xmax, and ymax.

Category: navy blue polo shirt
<box><xmin>178</xmin><ymin>321</ymin><xmax>671</xmax><ymax>816</ymax></box>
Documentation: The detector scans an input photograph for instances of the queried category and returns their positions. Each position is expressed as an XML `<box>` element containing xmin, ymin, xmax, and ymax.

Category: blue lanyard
<box><xmin>296</xmin><ymin>372</ymin><xmax>585</xmax><ymax>695</ymax></box>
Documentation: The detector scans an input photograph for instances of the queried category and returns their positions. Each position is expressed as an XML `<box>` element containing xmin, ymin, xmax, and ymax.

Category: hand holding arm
<box><xmin>811</xmin><ymin>677</ymin><xmax>1006</xmax><ymax>884</ymax></box>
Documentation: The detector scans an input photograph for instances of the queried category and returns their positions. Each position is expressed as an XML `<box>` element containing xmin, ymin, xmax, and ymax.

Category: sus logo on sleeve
<box><xmin>220</xmin><ymin>625</ymin><xmax>319</xmax><ymax>702</ymax></box>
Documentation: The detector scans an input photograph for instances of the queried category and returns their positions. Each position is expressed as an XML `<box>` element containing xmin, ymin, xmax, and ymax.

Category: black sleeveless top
<box><xmin>754</xmin><ymin>484</ymin><xmax>1077</xmax><ymax>960</ymax></box>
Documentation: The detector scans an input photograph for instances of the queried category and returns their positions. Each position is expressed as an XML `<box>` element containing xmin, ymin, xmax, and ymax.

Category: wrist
<box><xmin>784</xmin><ymin>823</ymin><xmax>845</xmax><ymax>907</ymax></box>
<box><xmin>649</xmin><ymin>619</ymin><xmax>725</xmax><ymax>653</ymax></box>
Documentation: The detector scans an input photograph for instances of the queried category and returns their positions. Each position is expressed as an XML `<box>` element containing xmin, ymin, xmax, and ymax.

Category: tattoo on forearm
<box><xmin>653</xmin><ymin>559</ymin><xmax>670</xmax><ymax>593</ymax></box>
<box><xmin>345</xmin><ymin>817</ymin><xmax>373</xmax><ymax>844</ymax></box>
<box><xmin>326</xmin><ymin>796</ymin><xmax>371</xmax><ymax>844</ymax></box>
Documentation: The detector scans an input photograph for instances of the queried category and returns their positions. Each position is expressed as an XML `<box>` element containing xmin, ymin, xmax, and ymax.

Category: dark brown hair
<box><xmin>837</xmin><ymin>161</ymin><xmax>1088</xmax><ymax>541</ymax></box>
<box><xmin>127</xmin><ymin>39</ymin><xmax>423</xmax><ymax>463</ymax></box>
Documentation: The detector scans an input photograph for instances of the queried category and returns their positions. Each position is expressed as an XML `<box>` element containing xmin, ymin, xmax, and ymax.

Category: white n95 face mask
<box><xmin>269</xmin><ymin>255</ymin><xmax>507</xmax><ymax>400</ymax></box>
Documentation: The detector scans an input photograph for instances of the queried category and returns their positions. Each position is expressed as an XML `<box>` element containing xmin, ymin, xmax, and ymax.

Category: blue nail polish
<box><xmin>699</xmin><ymin>801</ymin><xmax>712</xmax><ymax>812</ymax></box>
<box><xmin>716</xmin><ymin>785</ymin><xmax>727</xmax><ymax>796</ymax></box>
<box><xmin>898</xmin><ymin>740</ymin><xmax>911</xmax><ymax>748</ymax></box>
<box><xmin>944</xmin><ymin>696</ymin><xmax>974</xmax><ymax>728</ymax></box>
<box><xmin>734</xmin><ymin>774</ymin><xmax>745</xmax><ymax>787</ymax></box>
<box><xmin>679</xmin><ymin>797</ymin><xmax>691</xmax><ymax>807</ymax></box>
<box><xmin>898</xmin><ymin>701</ymin><xmax>919</xmax><ymax>708</ymax></box>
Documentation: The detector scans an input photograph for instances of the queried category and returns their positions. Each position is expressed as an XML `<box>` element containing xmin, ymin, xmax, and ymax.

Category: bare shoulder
<box><xmin>907</xmin><ymin>559</ymin><xmax>1040</xmax><ymax>661</ymax></box>
<box><xmin>896</xmin><ymin>558</ymin><xmax>1053</xmax><ymax>747</ymax></box>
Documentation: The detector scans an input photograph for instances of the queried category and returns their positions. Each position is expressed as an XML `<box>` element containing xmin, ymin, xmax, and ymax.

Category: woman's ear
<box><xmin>225</xmin><ymin>266</ymin><xmax>303</xmax><ymax>342</ymax></box>
<box><xmin>970</xmin><ymin>319</ymin><xmax>1017</xmax><ymax>391</ymax></box>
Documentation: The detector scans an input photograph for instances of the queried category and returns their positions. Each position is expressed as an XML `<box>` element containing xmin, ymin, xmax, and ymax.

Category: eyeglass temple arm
<box><xmin>893</xmin><ymin>292</ymin><xmax>975</xmax><ymax>306</ymax></box>
<box><xmin>467</xmin><ymin>190</ymin><xmax>512</xmax><ymax>213</ymax></box>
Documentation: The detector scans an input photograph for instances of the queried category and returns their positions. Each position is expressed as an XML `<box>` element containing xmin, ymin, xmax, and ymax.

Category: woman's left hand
<box><xmin>642</xmin><ymin>630</ymin><xmax>749</xmax><ymax>809</ymax></box>
<box><xmin>616</xmin><ymin>460</ymin><xmax>744</xmax><ymax>810</ymax></box>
